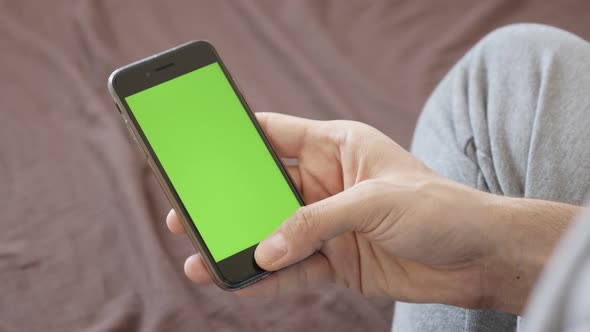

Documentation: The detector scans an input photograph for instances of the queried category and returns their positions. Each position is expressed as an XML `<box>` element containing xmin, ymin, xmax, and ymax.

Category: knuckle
<box><xmin>323</xmin><ymin>120</ymin><xmax>382</xmax><ymax>147</ymax></box>
<box><xmin>287</xmin><ymin>206</ymin><xmax>318</xmax><ymax>236</ymax></box>
<box><xmin>321</xmin><ymin>121</ymin><xmax>353</xmax><ymax>146</ymax></box>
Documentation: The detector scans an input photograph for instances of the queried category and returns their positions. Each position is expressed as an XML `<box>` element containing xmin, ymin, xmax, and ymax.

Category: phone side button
<box><xmin>124</xmin><ymin>120</ymin><xmax>147</xmax><ymax>159</ymax></box>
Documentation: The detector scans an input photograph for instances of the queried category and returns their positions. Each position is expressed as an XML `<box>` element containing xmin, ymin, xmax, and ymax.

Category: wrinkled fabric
<box><xmin>396</xmin><ymin>24</ymin><xmax>590</xmax><ymax>331</ymax></box>
<box><xmin>2</xmin><ymin>1</ymin><xmax>590</xmax><ymax>331</ymax></box>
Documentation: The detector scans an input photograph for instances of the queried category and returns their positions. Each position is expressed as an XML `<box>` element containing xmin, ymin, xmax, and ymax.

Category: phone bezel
<box><xmin>107</xmin><ymin>40</ymin><xmax>304</xmax><ymax>290</ymax></box>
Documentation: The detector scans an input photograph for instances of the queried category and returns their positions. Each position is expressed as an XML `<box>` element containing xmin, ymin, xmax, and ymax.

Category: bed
<box><xmin>1</xmin><ymin>1</ymin><xmax>589</xmax><ymax>331</ymax></box>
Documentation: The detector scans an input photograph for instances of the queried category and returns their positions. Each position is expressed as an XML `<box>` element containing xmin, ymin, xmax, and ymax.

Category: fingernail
<box><xmin>256</xmin><ymin>233</ymin><xmax>288</xmax><ymax>266</ymax></box>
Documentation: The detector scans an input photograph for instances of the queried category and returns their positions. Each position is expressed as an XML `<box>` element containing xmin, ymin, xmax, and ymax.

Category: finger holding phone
<box><xmin>111</xmin><ymin>41</ymin><xmax>579</xmax><ymax>315</ymax></box>
<box><xmin>170</xmin><ymin>112</ymin><xmax>580</xmax><ymax>315</ymax></box>
<box><xmin>109</xmin><ymin>41</ymin><xmax>304</xmax><ymax>290</ymax></box>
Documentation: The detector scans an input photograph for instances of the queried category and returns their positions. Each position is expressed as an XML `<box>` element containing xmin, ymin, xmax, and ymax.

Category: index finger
<box><xmin>166</xmin><ymin>209</ymin><xmax>186</xmax><ymax>235</ymax></box>
<box><xmin>255</xmin><ymin>112</ymin><xmax>316</xmax><ymax>158</ymax></box>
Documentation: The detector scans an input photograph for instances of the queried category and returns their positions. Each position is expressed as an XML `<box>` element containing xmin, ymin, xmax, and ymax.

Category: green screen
<box><xmin>125</xmin><ymin>62</ymin><xmax>300</xmax><ymax>262</ymax></box>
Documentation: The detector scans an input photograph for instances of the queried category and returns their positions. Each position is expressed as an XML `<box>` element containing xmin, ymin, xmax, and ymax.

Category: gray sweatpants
<box><xmin>393</xmin><ymin>24</ymin><xmax>590</xmax><ymax>331</ymax></box>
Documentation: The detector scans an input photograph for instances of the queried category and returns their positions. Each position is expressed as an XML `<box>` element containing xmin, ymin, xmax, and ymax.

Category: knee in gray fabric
<box><xmin>475</xmin><ymin>23</ymin><xmax>587</xmax><ymax>62</ymax></box>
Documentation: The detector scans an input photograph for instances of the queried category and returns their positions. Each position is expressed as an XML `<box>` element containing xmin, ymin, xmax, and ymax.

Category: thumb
<box><xmin>254</xmin><ymin>183</ymin><xmax>376</xmax><ymax>271</ymax></box>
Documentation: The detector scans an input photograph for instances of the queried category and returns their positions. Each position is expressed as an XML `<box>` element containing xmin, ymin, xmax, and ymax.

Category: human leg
<box><xmin>393</xmin><ymin>24</ymin><xmax>590</xmax><ymax>331</ymax></box>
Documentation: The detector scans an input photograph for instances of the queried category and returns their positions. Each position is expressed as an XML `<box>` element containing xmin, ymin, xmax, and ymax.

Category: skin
<box><xmin>166</xmin><ymin>113</ymin><xmax>580</xmax><ymax>315</ymax></box>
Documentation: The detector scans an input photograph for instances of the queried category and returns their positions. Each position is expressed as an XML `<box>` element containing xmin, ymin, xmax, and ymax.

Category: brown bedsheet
<box><xmin>1</xmin><ymin>1</ymin><xmax>589</xmax><ymax>331</ymax></box>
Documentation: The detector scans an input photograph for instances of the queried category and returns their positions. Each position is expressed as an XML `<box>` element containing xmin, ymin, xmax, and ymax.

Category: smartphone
<box><xmin>108</xmin><ymin>41</ymin><xmax>304</xmax><ymax>290</ymax></box>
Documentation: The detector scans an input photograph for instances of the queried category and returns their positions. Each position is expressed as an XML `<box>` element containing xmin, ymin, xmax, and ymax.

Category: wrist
<box><xmin>481</xmin><ymin>195</ymin><xmax>575</xmax><ymax>314</ymax></box>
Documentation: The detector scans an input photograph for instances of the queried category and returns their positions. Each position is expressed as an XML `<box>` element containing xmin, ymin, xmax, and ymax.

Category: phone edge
<box><xmin>107</xmin><ymin>41</ymin><xmax>277</xmax><ymax>291</ymax></box>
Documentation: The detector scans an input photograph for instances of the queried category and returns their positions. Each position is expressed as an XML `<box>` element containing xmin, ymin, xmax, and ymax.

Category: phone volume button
<box><xmin>124</xmin><ymin>119</ymin><xmax>147</xmax><ymax>159</ymax></box>
<box><xmin>123</xmin><ymin>119</ymin><xmax>133</xmax><ymax>136</ymax></box>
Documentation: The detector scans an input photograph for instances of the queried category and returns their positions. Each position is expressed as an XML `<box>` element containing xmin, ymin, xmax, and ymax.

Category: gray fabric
<box><xmin>393</xmin><ymin>24</ymin><xmax>590</xmax><ymax>331</ymax></box>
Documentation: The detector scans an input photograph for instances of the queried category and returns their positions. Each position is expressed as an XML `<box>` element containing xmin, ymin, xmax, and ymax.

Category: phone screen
<box><xmin>125</xmin><ymin>62</ymin><xmax>300</xmax><ymax>263</ymax></box>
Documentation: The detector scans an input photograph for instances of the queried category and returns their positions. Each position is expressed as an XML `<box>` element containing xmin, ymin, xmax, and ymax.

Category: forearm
<box><xmin>483</xmin><ymin>195</ymin><xmax>581</xmax><ymax>315</ymax></box>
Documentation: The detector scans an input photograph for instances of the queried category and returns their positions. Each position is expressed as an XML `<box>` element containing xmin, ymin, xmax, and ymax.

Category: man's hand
<box><xmin>167</xmin><ymin>113</ymin><xmax>577</xmax><ymax>315</ymax></box>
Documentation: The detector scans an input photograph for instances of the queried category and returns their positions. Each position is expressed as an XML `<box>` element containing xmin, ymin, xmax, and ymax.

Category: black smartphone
<box><xmin>108</xmin><ymin>41</ymin><xmax>304</xmax><ymax>290</ymax></box>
